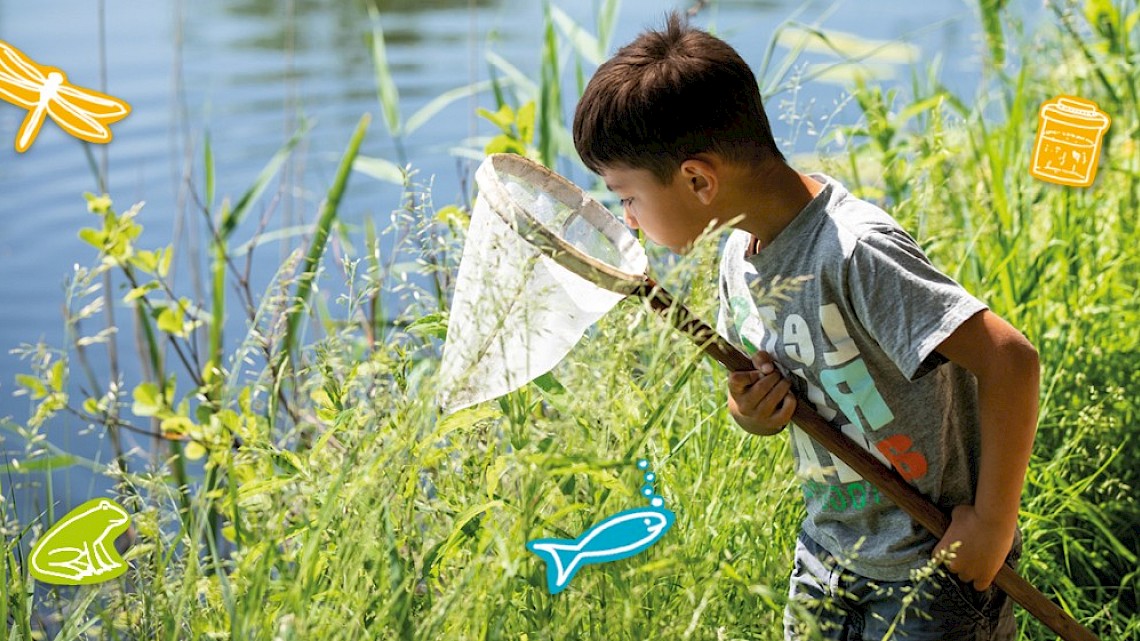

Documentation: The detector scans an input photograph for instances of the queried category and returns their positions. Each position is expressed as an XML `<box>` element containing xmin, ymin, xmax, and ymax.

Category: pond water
<box><xmin>0</xmin><ymin>0</ymin><xmax>1027</xmax><ymax>525</ymax></box>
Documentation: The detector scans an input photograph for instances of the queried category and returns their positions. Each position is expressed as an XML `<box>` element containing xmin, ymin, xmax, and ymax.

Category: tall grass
<box><xmin>1</xmin><ymin>0</ymin><xmax>1137</xmax><ymax>639</ymax></box>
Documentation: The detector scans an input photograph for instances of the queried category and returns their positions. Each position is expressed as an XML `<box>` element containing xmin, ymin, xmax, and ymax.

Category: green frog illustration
<box><xmin>29</xmin><ymin>498</ymin><xmax>131</xmax><ymax>585</ymax></box>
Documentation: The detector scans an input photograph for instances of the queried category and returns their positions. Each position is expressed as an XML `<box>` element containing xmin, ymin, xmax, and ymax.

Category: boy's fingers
<box><xmin>757</xmin><ymin>378</ymin><xmax>792</xmax><ymax>415</ymax></box>
<box><xmin>773</xmin><ymin>391</ymin><xmax>797</xmax><ymax>423</ymax></box>
<box><xmin>728</xmin><ymin>370</ymin><xmax>759</xmax><ymax>394</ymax></box>
<box><xmin>751</xmin><ymin>351</ymin><xmax>774</xmax><ymax>367</ymax></box>
<box><xmin>734</xmin><ymin>373</ymin><xmax>782</xmax><ymax>413</ymax></box>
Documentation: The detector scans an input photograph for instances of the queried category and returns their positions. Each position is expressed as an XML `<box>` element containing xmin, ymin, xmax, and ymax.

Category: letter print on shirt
<box><xmin>731</xmin><ymin>295</ymin><xmax>929</xmax><ymax>511</ymax></box>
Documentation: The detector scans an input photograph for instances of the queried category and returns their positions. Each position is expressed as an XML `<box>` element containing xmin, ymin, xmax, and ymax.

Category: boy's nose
<box><xmin>624</xmin><ymin>209</ymin><xmax>639</xmax><ymax>230</ymax></box>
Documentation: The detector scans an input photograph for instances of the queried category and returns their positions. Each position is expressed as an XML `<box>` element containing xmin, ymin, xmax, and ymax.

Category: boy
<box><xmin>572</xmin><ymin>12</ymin><xmax>1040</xmax><ymax>641</ymax></box>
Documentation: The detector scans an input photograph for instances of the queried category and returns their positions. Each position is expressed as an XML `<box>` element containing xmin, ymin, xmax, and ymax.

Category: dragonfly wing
<box><xmin>56</xmin><ymin>84</ymin><xmax>130</xmax><ymax>120</ymax></box>
<box><xmin>0</xmin><ymin>40</ymin><xmax>47</xmax><ymax>84</ymax></box>
<box><xmin>0</xmin><ymin>76</ymin><xmax>39</xmax><ymax>108</ymax></box>
<box><xmin>15</xmin><ymin>106</ymin><xmax>47</xmax><ymax>152</ymax></box>
<box><xmin>47</xmin><ymin>98</ymin><xmax>112</xmax><ymax>143</ymax></box>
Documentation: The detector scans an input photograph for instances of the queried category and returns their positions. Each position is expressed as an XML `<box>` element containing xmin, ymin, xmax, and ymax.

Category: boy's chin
<box><xmin>640</xmin><ymin>232</ymin><xmax>692</xmax><ymax>255</ymax></box>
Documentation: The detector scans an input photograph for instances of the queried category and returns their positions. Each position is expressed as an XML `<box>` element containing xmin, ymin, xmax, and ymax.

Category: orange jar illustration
<box><xmin>1031</xmin><ymin>95</ymin><xmax>1111</xmax><ymax>187</ymax></box>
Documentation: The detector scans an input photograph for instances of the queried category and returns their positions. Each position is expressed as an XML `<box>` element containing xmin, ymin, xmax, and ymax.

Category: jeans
<box><xmin>784</xmin><ymin>532</ymin><xmax>1017</xmax><ymax>640</ymax></box>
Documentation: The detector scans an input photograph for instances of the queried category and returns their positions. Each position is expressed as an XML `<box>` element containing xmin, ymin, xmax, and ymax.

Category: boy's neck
<box><xmin>720</xmin><ymin>158</ymin><xmax>823</xmax><ymax>251</ymax></box>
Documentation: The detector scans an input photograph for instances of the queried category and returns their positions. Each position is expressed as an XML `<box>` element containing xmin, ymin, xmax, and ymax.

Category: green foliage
<box><xmin>477</xmin><ymin>101</ymin><xmax>538</xmax><ymax>159</ymax></box>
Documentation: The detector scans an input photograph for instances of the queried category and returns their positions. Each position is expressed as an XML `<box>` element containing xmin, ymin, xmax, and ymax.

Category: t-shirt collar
<box><xmin>745</xmin><ymin>172</ymin><xmax>843</xmax><ymax>263</ymax></box>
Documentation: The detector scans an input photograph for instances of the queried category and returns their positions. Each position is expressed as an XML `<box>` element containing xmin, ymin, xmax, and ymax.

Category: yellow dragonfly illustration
<box><xmin>0</xmin><ymin>39</ymin><xmax>130</xmax><ymax>153</ymax></box>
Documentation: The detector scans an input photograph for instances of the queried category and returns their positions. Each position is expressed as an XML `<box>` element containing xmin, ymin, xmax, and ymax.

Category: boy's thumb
<box><xmin>751</xmin><ymin>351</ymin><xmax>772</xmax><ymax>366</ymax></box>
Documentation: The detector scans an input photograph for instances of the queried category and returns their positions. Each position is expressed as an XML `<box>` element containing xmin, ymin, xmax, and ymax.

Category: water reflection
<box><xmin>222</xmin><ymin>0</ymin><xmax>500</xmax><ymax>52</ymax></box>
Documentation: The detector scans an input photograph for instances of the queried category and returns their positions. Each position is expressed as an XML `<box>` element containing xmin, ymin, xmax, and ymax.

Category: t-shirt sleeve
<box><xmin>847</xmin><ymin>228</ymin><xmax>988</xmax><ymax>380</ymax></box>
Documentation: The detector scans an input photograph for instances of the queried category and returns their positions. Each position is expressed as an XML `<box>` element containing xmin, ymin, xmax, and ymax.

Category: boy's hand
<box><xmin>933</xmin><ymin>504</ymin><xmax>1017</xmax><ymax>591</ymax></box>
<box><xmin>727</xmin><ymin>351</ymin><xmax>796</xmax><ymax>436</ymax></box>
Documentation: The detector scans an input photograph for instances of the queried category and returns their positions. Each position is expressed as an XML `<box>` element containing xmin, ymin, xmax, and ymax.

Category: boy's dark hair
<box><xmin>573</xmin><ymin>12</ymin><xmax>784</xmax><ymax>184</ymax></box>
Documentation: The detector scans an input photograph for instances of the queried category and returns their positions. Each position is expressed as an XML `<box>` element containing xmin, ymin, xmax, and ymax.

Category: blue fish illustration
<box><xmin>526</xmin><ymin>505</ymin><xmax>675</xmax><ymax>594</ymax></box>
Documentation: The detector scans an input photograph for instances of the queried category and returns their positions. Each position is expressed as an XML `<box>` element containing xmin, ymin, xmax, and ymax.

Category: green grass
<box><xmin>2</xmin><ymin>0</ymin><xmax>1138</xmax><ymax>639</ymax></box>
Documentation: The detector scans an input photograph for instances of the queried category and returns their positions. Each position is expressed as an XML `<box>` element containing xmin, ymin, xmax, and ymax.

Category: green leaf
<box><xmin>538</xmin><ymin>6</ymin><xmax>561</xmax><ymax>168</ymax></box>
<box><xmin>532</xmin><ymin>371</ymin><xmax>565</xmax><ymax>395</ymax></box>
<box><xmin>160</xmin><ymin>415</ymin><xmax>194</xmax><ymax>438</ymax></box>
<box><xmin>281</xmin><ymin>114</ymin><xmax>371</xmax><ymax>369</ymax></box>
<box><xmin>775</xmin><ymin>24</ymin><xmax>919</xmax><ymax>65</ymax></box>
<box><xmin>1084</xmin><ymin>0</ymin><xmax>1120</xmax><ymax>39</ymax></box>
<box><xmin>550</xmin><ymin>4</ymin><xmax>603</xmax><ymax>65</ymax></box>
<box><xmin>220</xmin><ymin>120</ymin><xmax>311</xmax><ymax>240</ymax></box>
<box><xmin>353</xmin><ymin>155</ymin><xmax>406</xmax><ymax>185</ymax></box>
<box><xmin>270</xmin><ymin>447</ymin><xmax>306</xmax><ymax>476</ymax></box>
<box><xmin>406</xmin><ymin>312</ymin><xmax>448</xmax><ymax>340</ymax></box>
<box><xmin>486</xmin><ymin>51</ymin><xmax>537</xmax><ymax>100</ymax></box>
<box><xmin>977</xmin><ymin>0</ymin><xmax>1008</xmax><ymax>65</ymax></box>
<box><xmin>450</xmin><ymin>500</ymin><xmax>503</xmax><ymax>540</ymax></box>
<box><xmin>78</xmin><ymin>228</ymin><xmax>107</xmax><ymax>249</ymax></box>
<box><xmin>434</xmin><ymin>205</ymin><xmax>468</xmax><ymax>227</ymax></box>
<box><xmin>158</xmin><ymin>246</ymin><xmax>173</xmax><ymax>278</ymax></box>
<box><xmin>16</xmin><ymin>374</ymin><xmax>46</xmax><ymax>399</ymax></box>
<box><xmin>132</xmin><ymin>382</ymin><xmax>163</xmax><ymax>417</ymax></box>
<box><xmin>185</xmin><ymin>441</ymin><xmax>207</xmax><ymax>461</ymax></box>
<box><xmin>235</xmin><ymin>477</ymin><xmax>295</xmax><ymax>509</ymax></box>
<box><xmin>485</xmin><ymin>455</ymin><xmax>508</xmax><ymax>499</ymax></box>
<box><xmin>130</xmin><ymin>249</ymin><xmax>158</xmax><ymax>274</ymax></box>
<box><xmin>405</xmin><ymin>80</ymin><xmax>494</xmax><ymax>136</ymax></box>
<box><xmin>157</xmin><ymin>305</ymin><xmax>185</xmax><ymax>337</ymax></box>
<box><xmin>415</xmin><ymin>405</ymin><xmax>500</xmax><ymax>458</ymax></box>
<box><xmin>367</xmin><ymin>2</ymin><xmax>402</xmax><ymax>137</ymax></box>
<box><xmin>124</xmin><ymin>281</ymin><xmax>160</xmax><ymax>303</ymax></box>
<box><xmin>49</xmin><ymin>360</ymin><xmax>65</xmax><ymax>392</ymax></box>
<box><xmin>897</xmin><ymin>93</ymin><xmax>947</xmax><ymax>126</ymax></box>
<box><xmin>517</xmin><ymin>101</ymin><xmax>536</xmax><ymax>146</ymax></box>
<box><xmin>1</xmin><ymin>454</ymin><xmax>79</xmax><ymax>474</ymax></box>
<box><xmin>476</xmin><ymin>104</ymin><xmax>516</xmax><ymax>134</ymax></box>
<box><xmin>596</xmin><ymin>0</ymin><xmax>622</xmax><ymax>55</ymax></box>
<box><xmin>204</xmin><ymin>132</ymin><xmax>215</xmax><ymax>209</ymax></box>
<box><xmin>84</xmin><ymin>192</ymin><xmax>113</xmax><ymax>214</ymax></box>
<box><xmin>485</xmin><ymin>134</ymin><xmax>526</xmax><ymax>156</ymax></box>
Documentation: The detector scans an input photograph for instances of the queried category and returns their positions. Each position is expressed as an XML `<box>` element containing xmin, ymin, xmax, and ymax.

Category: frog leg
<box><xmin>45</xmin><ymin>543</ymin><xmax>92</xmax><ymax>577</ymax></box>
<box><xmin>91</xmin><ymin>533</ymin><xmax>120</xmax><ymax>574</ymax></box>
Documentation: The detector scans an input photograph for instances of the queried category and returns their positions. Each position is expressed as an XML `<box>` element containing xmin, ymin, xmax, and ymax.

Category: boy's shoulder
<box><xmin>722</xmin><ymin>173</ymin><xmax>915</xmax><ymax>270</ymax></box>
<box><xmin>812</xmin><ymin>174</ymin><xmax>909</xmax><ymax>248</ymax></box>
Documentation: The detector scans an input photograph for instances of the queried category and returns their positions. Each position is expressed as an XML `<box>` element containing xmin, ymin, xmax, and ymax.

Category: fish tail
<box><xmin>526</xmin><ymin>539</ymin><xmax>582</xmax><ymax>595</ymax></box>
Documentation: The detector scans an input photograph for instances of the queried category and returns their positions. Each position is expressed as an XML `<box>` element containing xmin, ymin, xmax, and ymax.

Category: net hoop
<box><xmin>475</xmin><ymin>153</ymin><xmax>649</xmax><ymax>294</ymax></box>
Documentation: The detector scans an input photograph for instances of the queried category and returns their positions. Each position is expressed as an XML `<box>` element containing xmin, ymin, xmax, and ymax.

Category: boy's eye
<box><xmin>619</xmin><ymin>197</ymin><xmax>634</xmax><ymax>208</ymax></box>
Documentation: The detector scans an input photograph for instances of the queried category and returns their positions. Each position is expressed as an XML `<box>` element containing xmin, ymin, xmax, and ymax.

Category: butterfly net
<box><xmin>437</xmin><ymin>154</ymin><xmax>649</xmax><ymax>415</ymax></box>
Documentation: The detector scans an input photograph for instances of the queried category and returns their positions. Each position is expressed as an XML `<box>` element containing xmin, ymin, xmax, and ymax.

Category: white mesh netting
<box><xmin>437</xmin><ymin>155</ymin><xmax>648</xmax><ymax>415</ymax></box>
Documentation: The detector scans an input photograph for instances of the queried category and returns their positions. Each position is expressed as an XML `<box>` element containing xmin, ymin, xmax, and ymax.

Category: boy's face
<box><xmin>600</xmin><ymin>164</ymin><xmax>716</xmax><ymax>254</ymax></box>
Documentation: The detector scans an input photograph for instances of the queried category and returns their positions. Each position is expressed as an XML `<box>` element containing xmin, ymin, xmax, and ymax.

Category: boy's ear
<box><xmin>679</xmin><ymin>156</ymin><xmax>718</xmax><ymax>205</ymax></box>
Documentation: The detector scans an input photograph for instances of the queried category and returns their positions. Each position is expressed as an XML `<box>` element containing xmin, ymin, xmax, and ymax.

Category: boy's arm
<box><xmin>931</xmin><ymin>308</ymin><xmax>1040</xmax><ymax>591</ymax></box>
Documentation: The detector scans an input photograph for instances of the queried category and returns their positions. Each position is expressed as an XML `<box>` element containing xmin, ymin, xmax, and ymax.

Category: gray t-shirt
<box><xmin>717</xmin><ymin>173</ymin><xmax>988</xmax><ymax>582</ymax></box>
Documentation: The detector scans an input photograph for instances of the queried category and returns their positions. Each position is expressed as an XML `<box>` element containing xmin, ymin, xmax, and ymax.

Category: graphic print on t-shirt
<box><xmin>729</xmin><ymin>294</ymin><xmax>930</xmax><ymax>513</ymax></box>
